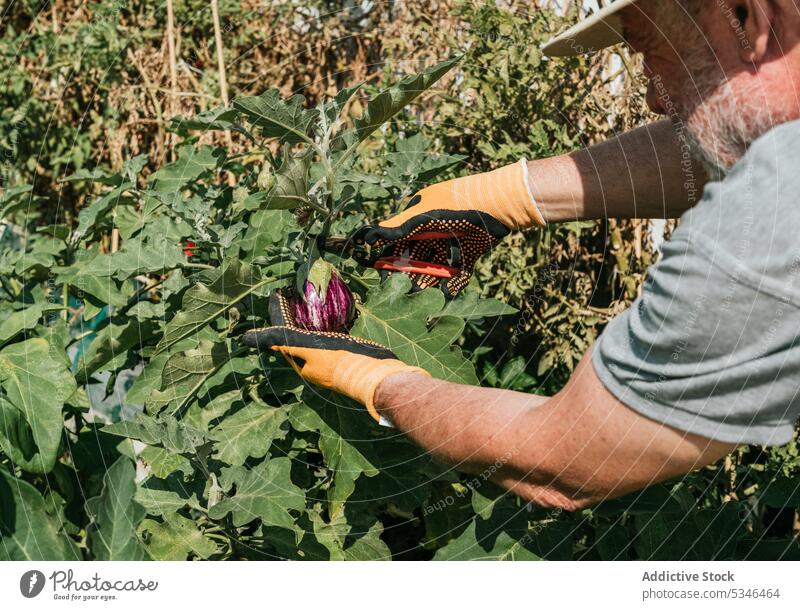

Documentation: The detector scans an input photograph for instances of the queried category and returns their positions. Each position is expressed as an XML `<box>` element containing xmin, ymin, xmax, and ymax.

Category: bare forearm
<box><xmin>528</xmin><ymin>119</ymin><xmax>707</xmax><ymax>221</ymax></box>
<box><xmin>375</xmin><ymin>372</ymin><xmax>547</xmax><ymax>472</ymax></box>
<box><xmin>374</xmin><ymin>354</ymin><xmax>734</xmax><ymax>510</ymax></box>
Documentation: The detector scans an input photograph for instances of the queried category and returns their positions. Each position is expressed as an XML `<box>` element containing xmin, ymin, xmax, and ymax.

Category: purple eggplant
<box><xmin>292</xmin><ymin>260</ymin><xmax>354</xmax><ymax>332</ymax></box>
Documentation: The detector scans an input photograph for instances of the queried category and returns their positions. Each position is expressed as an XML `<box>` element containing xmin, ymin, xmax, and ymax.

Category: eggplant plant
<box><xmin>0</xmin><ymin>58</ymin><xmax>561</xmax><ymax>561</ymax></box>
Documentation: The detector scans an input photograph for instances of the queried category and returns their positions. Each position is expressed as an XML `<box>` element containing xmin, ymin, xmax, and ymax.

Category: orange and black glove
<box><xmin>351</xmin><ymin>160</ymin><xmax>545</xmax><ymax>298</ymax></box>
<box><xmin>242</xmin><ymin>290</ymin><xmax>430</xmax><ymax>422</ymax></box>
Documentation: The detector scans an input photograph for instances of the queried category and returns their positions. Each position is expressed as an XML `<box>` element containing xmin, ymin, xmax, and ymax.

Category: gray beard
<box><xmin>678</xmin><ymin>61</ymin><xmax>788</xmax><ymax>179</ymax></box>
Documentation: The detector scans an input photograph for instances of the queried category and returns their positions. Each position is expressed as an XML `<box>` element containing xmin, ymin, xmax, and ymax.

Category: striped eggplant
<box><xmin>292</xmin><ymin>259</ymin><xmax>355</xmax><ymax>332</ymax></box>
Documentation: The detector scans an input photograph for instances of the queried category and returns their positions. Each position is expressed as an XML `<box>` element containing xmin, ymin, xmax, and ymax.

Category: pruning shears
<box><xmin>321</xmin><ymin>231</ymin><xmax>464</xmax><ymax>279</ymax></box>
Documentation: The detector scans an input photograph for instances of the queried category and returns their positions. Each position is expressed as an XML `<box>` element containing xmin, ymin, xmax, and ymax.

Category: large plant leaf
<box><xmin>259</xmin><ymin>146</ymin><xmax>311</xmax><ymax>210</ymax></box>
<box><xmin>0</xmin><ymin>469</ymin><xmax>80</xmax><ymax>560</ymax></box>
<box><xmin>0</xmin><ymin>184</ymin><xmax>34</xmax><ymax>219</ymax></box>
<box><xmin>207</xmin><ymin>457</ymin><xmax>305</xmax><ymax>529</ymax></box>
<box><xmin>148</xmin><ymin>144</ymin><xmax>225</xmax><ymax>193</ymax></box>
<box><xmin>233</xmin><ymin>89</ymin><xmax>317</xmax><ymax>144</ymax></box>
<box><xmin>55</xmin><ymin>249</ymin><xmax>130</xmax><ymax>307</ymax></box>
<box><xmin>80</xmin><ymin>235</ymin><xmax>186</xmax><ymax>281</ymax></box>
<box><xmin>209</xmin><ymin>399</ymin><xmax>289</xmax><ymax>466</ymax></box>
<box><xmin>0</xmin><ymin>303</ymin><xmax>45</xmax><ymax>347</ymax></box>
<box><xmin>154</xmin><ymin>260</ymin><xmax>268</xmax><ymax>355</ymax></box>
<box><xmin>73</xmin><ymin>183</ymin><xmax>134</xmax><ymax>241</ymax></box>
<box><xmin>759</xmin><ymin>477</ymin><xmax>800</xmax><ymax>508</ymax></box>
<box><xmin>0</xmin><ymin>338</ymin><xmax>76</xmax><ymax>473</ymax></box>
<box><xmin>172</xmin><ymin>105</ymin><xmax>253</xmax><ymax>140</ymax></box>
<box><xmin>289</xmin><ymin>389</ymin><xmax>379</xmax><ymax>514</ymax></box>
<box><xmin>383</xmin><ymin>133</ymin><xmax>465</xmax><ymax>186</ymax></box>
<box><xmin>76</xmin><ymin>318</ymin><xmax>159</xmax><ymax>383</ymax></box>
<box><xmin>433</xmin><ymin>511</ymin><xmax>542</xmax><ymax>561</ymax></box>
<box><xmin>351</xmin><ymin>274</ymin><xmax>478</xmax><ymax>384</ymax></box>
<box><xmin>310</xmin><ymin>510</ymin><xmax>391</xmax><ymax>560</ymax></box>
<box><xmin>86</xmin><ymin>457</ymin><xmax>148</xmax><ymax>560</ymax></box>
<box><xmin>435</xmin><ymin>290</ymin><xmax>518</xmax><ymax>320</ymax></box>
<box><xmin>333</xmin><ymin>56</ymin><xmax>459</xmax><ymax>161</ymax></box>
<box><xmin>148</xmin><ymin>341</ymin><xmax>235</xmax><ymax>413</ymax></box>
<box><xmin>135</xmin><ymin>473</ymin><xmax>204</xmax><ymax>517</ymax></box>
<box><xmin>139</xmin><ymin>513</ymin><xmax>217</xmax><ymax>560</ymax></box>
<box><xmin>104</xmin><ymin>413</ymin><xmax>207</xmax><ymax>454</ymax></box>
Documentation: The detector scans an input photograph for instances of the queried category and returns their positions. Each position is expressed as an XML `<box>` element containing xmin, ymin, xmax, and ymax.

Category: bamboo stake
<box><xmin>211</xmin><ymin>0</ymin><xmax>236</xmax><ymax>185</ymax></box>
<box><xmin>51</xmin><ymin>1</ymin><xmax>60</xmax><ymax>33</ymax></box>
<box><xmin>211</xmin><ymin>0</ymin><xmax>230</xmax><ymax>108</ymax></box>
<box><xmin>166</xmin><ymin>0</ymin><xmax>178</xmax><ymax>161</ymax></box>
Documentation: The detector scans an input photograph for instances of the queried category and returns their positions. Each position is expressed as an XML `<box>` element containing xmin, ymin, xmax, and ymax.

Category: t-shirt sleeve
<box><xmin>592</xmin><ymin>121</ymin><xmax>800</xmax><ymax>447</ymax></box>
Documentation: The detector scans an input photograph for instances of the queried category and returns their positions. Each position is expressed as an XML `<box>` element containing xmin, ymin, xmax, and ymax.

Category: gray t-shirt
<box><xmin>593</xmin><ymin>119</ymin><xmax>800</xmax><ymax>446</ymax></box>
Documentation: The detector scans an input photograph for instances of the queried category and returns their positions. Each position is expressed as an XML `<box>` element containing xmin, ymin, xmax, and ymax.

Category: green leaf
<box><xmin>233</xmin><ymin>89</ymin><xmax>317</xmax><ymax>144</ymax></box>
<box><xmin>594</xmin><ymin>522</ymin><xmax>631</xmax><ymax>560</ymax></box>
<box><xmin>155</xmin><ymin>260</ymin><xmax>267</xmax><ymax>355</ymax></box>
<box><xmin>334</xmin><ymin>57</ymin><xmax>459</xmax><ymax>159</ymax></box>
<box><xmin>135</xmin><ymin>473</ymin><xmax>204</xmax><ymax>516</ymax></box>
<box><xmin>208</xmin><ymin>458</ymin><xmax>305</xmax><ymax>529</ymax></box>
<box><xmin>633</xmin><ymin>512</ymin><xmax>699</xmax><ymax>560</ymax></box>
<box><xmin>352</xmin><ymin>273</ymin><xmax>478</xmax><ymax>384</ymax></box>
<box><xmin>384</xmin><ymin>133</ymin><xmax>465</xmax><ymax>185</ymax></box>
<box><xmin>435</xmin><ymin>290</ymin><xmax>518</xmax><ymax>320</ymax></box>
<box><xmin>104</xmin><ymin>413</ymin><xmax>207</xmax><ymax>454</ymax></box>
<box><xmin>759</xmin><ymin>477</ymin><xmax>800</xmax><ymax>508</ymax></box>
<box><xmin>172</xmin><ymin>105</ymin><xmax>253</xmax><ymax>140</ymax></box>
<box><xmin>736</xmin><ymin>537</ymin><xmax>800</xmax><ymax>560</ymax></box>
<box><xmin>471</xmin><ymin>483</ymin><xmax>513</xmax><ymax>520</ymax></box>
<box><xmin>62</xmin><ymin>168</ymin><xmax>122</xmax><ymax>186</ymax></box>
<box><xmin>593</xmin><ymin>483</ymin><xmax>684</xmax><ymax>516</ymax></box>
<box><xmin>148</xmin><ymin>145</ymin><xmax>224</xmax><ymax>193</ymax></box>
<box><xmin>55</xmin><ymin>248</ymin><xmax>130</xmax><ymax>307</ymax></box>
<box><xmin>77</xmin><ymin>319</ymin><xmax>159</xmax><ymax>382</ymax></box>
<box><xmin>0</xmin><ymin>338</ymin><xmax>76</xmax><ymax>473</ymax></box>
<box><xmin>692</xmin><ymin>504</ymin><xmax>747</xmax><ymax>560</ymax></box>
<box><xmin>310</xmin><ymin>510</ymin><xmax>391</xmax><ymax>560</ymax></box>
<box><xmin>289</xmin><ymin>389</ymin><xmax>379</xmax><ymax>514</ymax></box>
<box><xmin>350</xmin><ymin>441</ymin><xmax>432</xmax><ymax>512</ymax></box>
<box><xmin>261</xmin><ymin>146</ymin><xmax>311</xmax><ymax>210</ymax></box>
<box><xmin>0</xmin><ymin>303</ymin><xmax>45</xmax><ymax>347</ymax></box>
<box><xmin>0</xmin><ymin>469</ymin><xmax>80</xmax><ymax>560</ymax></box>
<box><xmin>239</xmin><ymin>209</ymin><xmax>297</xmax><ymax>259</ymax></box>
<box><xmin>148</xmin><ymin>341</ymin><xmax>234</xmax><ymax>413</ymax></box>
<box><xmin>434</xmin><ymin>517</ymin><xmax>541</xmax><ymax>561</ymax></box>
<box><xmin>81</xmin><ymin>235</ymin><xmax>186</xmax><ymax>280</ymax></box>
<box><xmin>74</xmin><ymin>183</ymin><xmax>134</xmax><ymax>241</ymax></box>
<box><xmin>86</xmin><ymin>457</ymin><xmax>148</xmax><ymax>560</ymax></box>
<box><xmin>140</xmin><ymin>513</ymin><xmax>217</xmax><ymax>560</ymax></box>
<box><xmin>209</xmin><ymin>400</ymin><xmax>289</xmax><ymax>466</ymax></box>
<box><xmin>0</xmin><ymin>184</ymin><xmax>33</xmax><ymax>219</ymax></box>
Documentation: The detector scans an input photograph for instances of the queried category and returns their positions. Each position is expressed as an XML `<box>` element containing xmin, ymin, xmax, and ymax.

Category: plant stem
<box><xmin>61</xmin><ymin>283</ymin><xmax>69</xmax><ymax>321</ymax></box>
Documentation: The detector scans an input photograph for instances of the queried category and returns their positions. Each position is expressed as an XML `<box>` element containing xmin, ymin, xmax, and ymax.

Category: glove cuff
<box><xmin>333</xmin><ymin>353</ymin><xmax>431</xmax><ymax>421</ymax></box>
<box><xmin>450</xmin><ymin>160</ymin><xmax>546</xmax><ymax>230</ymax></box>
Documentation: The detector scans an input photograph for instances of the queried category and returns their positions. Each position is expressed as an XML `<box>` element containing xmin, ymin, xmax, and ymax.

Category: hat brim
<box><xmin>541</xmin><ymin>0</ymin><xmax>638</xmax><ymax>57</ymax></box>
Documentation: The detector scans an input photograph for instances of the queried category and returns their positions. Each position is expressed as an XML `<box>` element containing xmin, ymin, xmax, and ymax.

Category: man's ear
<box><xmin>736</xmin><ymin>0</ymin><xmax>775</xmax><ymax>62</ymax></box>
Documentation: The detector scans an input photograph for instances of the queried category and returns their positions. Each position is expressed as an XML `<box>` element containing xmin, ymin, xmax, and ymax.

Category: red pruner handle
<box><xmin>374</xmin><ymin>257</ymin><xmax>459</xmax><ymax>279</ymax></box>
<box><xmin>407</xmin><ymin>231</ymin><xmax>466</xmax><ymax>241</ymax></box>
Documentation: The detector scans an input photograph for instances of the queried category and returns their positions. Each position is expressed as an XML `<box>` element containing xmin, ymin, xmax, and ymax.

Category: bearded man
<box><xmin>245</xmin><ymin>0</ymin><xmax>800</xmax><ymax>510</ymax></box>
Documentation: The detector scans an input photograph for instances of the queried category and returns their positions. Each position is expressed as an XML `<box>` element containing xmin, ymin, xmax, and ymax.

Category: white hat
<box><xmin>542</xmin><ymin>0</ymin><xmax>639</xmax><ymax>57</ymax></box>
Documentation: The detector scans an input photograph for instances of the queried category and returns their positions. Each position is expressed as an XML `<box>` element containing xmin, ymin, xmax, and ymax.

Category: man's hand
<box><xmin>352</xmin><ymin>160</ymin><xmax>545</xmax><ymax>298</ymax></box>
<box><xmin>242</xmin><ymin>290</ymin><xmax>429</xmax><ymax>421</ymax></box>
